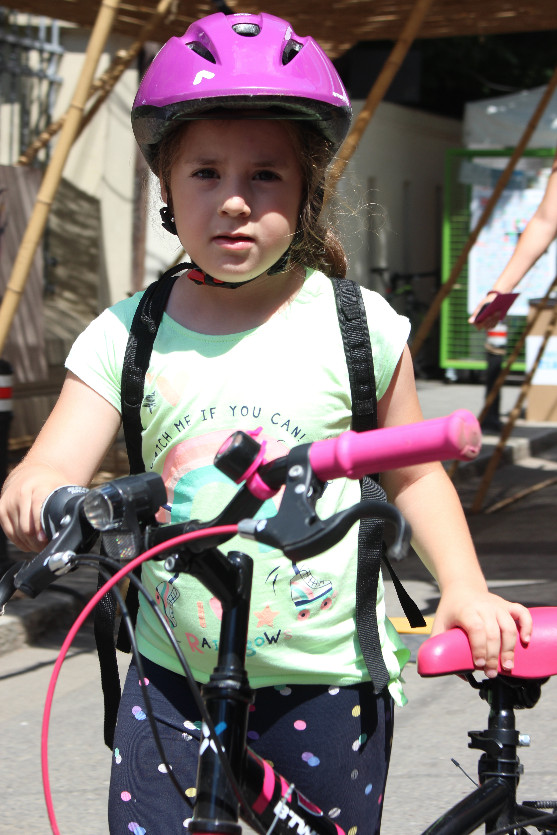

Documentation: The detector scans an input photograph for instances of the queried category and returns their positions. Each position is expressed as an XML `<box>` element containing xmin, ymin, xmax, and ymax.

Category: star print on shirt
<box><xmin>253</xmin><ymin>605</ymin><xmax>279</xmax><ymax>628</ymax></box>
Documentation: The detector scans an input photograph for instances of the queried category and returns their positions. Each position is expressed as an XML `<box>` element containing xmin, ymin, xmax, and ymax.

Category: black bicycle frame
<box><xmin>170</xmin><ymin>544</ymin><xmax>344</xmax><ymax>835</ymax></box>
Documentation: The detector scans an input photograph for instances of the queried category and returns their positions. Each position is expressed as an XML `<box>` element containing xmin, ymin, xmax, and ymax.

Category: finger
<box><xmin>483</xmin><ymin>618</ymin><xmax>503</xmax><ymax>678</ymax></box>
<box><xmin>492</xmin><ymin>614</ymin><xmax>518</xmax><ymax>674</ymax></box>
<box><xmin>462</xmin><ymin>618</ymin><xmax>488</xmax><ymax>672</ymax></box>
<box><xmin>468</xmin><ymin>301</ymin><xmax>488</xmax><ymax>327</ymax></box>
<box><xmin>506</xmin><ymin>603</ymin><xmax>532</xmax><ymax>645</ymax></box>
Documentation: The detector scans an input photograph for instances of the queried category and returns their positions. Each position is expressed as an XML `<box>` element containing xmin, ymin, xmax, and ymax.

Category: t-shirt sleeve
<box><xmin>360</xmin><ymin>289</ymin><xmax>411</xmax><ymax>400</ymax></box>
<box><xmin>64</xmin><ymin>296</ymin><xmax>139</xmax><ymax>413</ymax></box>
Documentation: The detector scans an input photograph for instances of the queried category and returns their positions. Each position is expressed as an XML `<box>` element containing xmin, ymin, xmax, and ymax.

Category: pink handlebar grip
<box><xmin>309</xmin><ymin>409</ymin><xmax>481</xmax><ymax>481</ymax></box>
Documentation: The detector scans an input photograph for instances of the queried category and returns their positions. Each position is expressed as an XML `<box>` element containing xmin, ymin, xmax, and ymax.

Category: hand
<box><xmin>431</xmin><ymin>587</ymin><xmax>532</xmax><ymax>678</ymax></box>
<box><xmin>468</xmin><ymin>292</ymin><xmax>501</xmax><ymax>331</ymax></box>
<box><xmin>0</xmin><ymin>467</ymin><xmax>68</xmax><ymax>553</ymax></box>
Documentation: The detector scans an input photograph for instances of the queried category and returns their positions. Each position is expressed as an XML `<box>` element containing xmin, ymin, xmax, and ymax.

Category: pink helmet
<box><xmin>132</xmin><ymin>11</ymin><xmax>351</xmax><ymax>169</ymax></box>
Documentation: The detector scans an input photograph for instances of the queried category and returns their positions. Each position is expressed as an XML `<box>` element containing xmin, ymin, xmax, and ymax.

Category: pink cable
<box><xmin>41</xmin><ymin>524</ymin><xmax>239</xmax><ymax>835</ymax></box>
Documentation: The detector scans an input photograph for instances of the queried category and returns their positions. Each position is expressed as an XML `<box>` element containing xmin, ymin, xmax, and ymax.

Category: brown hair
<box><xmin>282</xmin><ymin>122</ymin><xmax>347</xmax><ymax>278</ymax></box>
<box><xmin>152</xmin><ymin>118</ymin><xmax>347</xmax><ymax>279</ymax></box>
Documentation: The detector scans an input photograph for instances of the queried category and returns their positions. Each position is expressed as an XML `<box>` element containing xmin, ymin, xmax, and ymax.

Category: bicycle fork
<box><xmin>188</xmin><ymin>550</ymin><xmax>344</xmax><ymax>835</ymax></box>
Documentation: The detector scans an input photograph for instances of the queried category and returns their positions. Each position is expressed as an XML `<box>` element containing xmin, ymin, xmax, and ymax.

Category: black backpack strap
<box><xmin>331</xmin><ymin>277</ymin><xmax>378</xmax><ymax>434</ymax></box>
<box><xmin>122</xmin><ymin>263</ymin><xmax>187</xmax><ymax>474</ymax></box>
<box><xmin>94</xmin><ymin>566</ymin><xmax>122</xmax><ymax>748</ymax></box>
<box><xmin>332</xmin><ymin>277</ymin><xmax>424</xmax><ymax>693</ymax></box>
<box><xmin>95</xmin><ymin>262</ymin><xmax>187</xmax><ymax>749</ymax></box>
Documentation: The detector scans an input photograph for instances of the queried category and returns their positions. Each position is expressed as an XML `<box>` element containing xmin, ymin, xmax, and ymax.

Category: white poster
<box><xmin>526</xmin><ymin>334</ymin><xmax>557</xmax><ymax>385</ymax></box>
<box><xmin>468</xmin><ymin>181</ymin><xmax>557</xmax><ymax>317</ymax></box>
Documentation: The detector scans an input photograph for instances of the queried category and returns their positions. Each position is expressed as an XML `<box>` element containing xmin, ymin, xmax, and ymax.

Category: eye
<box><xmin>254</xmin><ymin>170</ymin><xmax>280</xmax><ymax>182</ymax></box>
<box><xmin>192</xmin><ymin>168</ymin><xmax>218</xmax><ymax>180</ymax></box>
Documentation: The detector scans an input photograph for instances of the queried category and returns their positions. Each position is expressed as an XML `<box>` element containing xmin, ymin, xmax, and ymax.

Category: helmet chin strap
<box><xmin>186</xmin><ymin>267</ymin><xmax>258</xmax><ymax>289</ymax></box>
<box><xmin>186</xmin><ymin>248</ymin><xmax>290</xmax><ymax>289</ymax></box>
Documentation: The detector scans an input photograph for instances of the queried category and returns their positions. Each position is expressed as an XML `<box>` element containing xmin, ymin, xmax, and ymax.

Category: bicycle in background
<box><xmin>371</xmin><ymin>267</ymin><xmax>441</xmax><ymax>379</ymax></box>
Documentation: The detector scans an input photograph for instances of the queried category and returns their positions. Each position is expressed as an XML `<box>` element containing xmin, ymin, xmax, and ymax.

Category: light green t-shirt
<box><xmin>66</xmin><ymin>269</ymin><xmax>412</xmax><ymax>704</ymax></box>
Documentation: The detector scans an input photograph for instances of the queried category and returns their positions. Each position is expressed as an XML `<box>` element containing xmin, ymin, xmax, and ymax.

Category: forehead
<box><xmin>177</xmin><ymin>118</ymin><xmax>300</xmax><ymax>160</ymax></box>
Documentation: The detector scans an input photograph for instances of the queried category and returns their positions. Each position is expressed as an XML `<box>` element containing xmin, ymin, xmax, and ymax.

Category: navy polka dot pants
<box><xmin>109</xmin><ymin>656</ymin><xmax>395</xmax><ymax>835</ymax></box>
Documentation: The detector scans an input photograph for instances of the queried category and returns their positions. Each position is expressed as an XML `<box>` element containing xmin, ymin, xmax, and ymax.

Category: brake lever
<box><xmin>237</xmin><ymin>444</ymin><xmax>411</xmax><ymax>560</ymax></box>
<box><xmin>13</xmin><ymin>495</ymin><xmax>98</xmax><ymax>599</ymax></box>
<box><xmin>0</xmin><ymin>562</ymin><xmax>20</xmax><ymax>609</ymax></box>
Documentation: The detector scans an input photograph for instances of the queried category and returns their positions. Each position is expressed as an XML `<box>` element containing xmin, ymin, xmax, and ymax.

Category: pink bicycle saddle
<box><xmin>417</xmin><ymin>607</ymin><xmax>557</xmax><ymax>679</ymax></box>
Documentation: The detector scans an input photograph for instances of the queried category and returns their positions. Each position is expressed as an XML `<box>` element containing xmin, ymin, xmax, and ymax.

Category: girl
<box><xmin>0</xmin><ymin>12</ymin><xmax>531</xmax><ymax>834</ymax></box>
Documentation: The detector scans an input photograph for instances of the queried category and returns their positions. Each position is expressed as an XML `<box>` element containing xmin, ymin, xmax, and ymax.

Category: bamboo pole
<box><xmin>470</xmin><ymin>292</ymin><xmax>557</xmax><ymax>513</ymax></box>
<box><xmin>327</xmin><ymin>0</ymin><xmax>436</xmax><ymax>195</ymax></box>
<box><xmin>17</xmin><ymin>0</ymin><xmax>176</xmax><ymax>167</ymax></box>
<box><xmin>484</xmin><ymin>476</ymin><xmax>557</xmax><ymax>515</ymax></box>
<box><xmin>410</xmin><ymin>63</ymin><xmax>557</xmax><ymax>360</ymax></box>
<box><xmin>0</xmin><ymin>0</ymin><xmax>123</xmax><ymax>356</ymax></box>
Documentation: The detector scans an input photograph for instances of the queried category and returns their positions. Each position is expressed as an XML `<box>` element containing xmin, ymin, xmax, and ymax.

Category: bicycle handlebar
<box><xmin>308</xmin><ymin>409</ymin><xmax>480</xmax><ymax>482</ymax></box>
<box><xmin>2</xmin><ymin>410</ymin><xmax>481</xmax><ymax>605</ymax></box>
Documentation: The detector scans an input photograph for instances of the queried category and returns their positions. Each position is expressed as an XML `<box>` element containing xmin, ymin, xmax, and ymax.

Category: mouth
<box><xmin>212</xmin><ymin>234</ymin><xmax>254</xmax><ymax>250</ymax></box>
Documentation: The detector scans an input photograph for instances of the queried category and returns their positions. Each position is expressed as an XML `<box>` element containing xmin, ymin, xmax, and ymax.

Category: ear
<box><xmin>159</xmin><ymin>176</ymin><xmax>168</xmax><ymax>205</ymax></box>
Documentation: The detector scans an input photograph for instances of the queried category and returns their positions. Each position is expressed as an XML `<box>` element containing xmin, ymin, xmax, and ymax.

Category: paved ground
<box><xmin>2</xmin><ymin>378</ymin><xmax>557</xmax><ymax>833</ymax></box>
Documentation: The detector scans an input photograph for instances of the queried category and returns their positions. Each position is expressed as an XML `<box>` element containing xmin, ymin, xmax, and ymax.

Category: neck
<box><xmin>166</xmin><ymin>266</ymin><xmax>306</xmax><ymax>335</ymax></box>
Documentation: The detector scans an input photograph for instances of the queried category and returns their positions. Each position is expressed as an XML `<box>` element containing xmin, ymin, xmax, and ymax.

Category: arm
<box><xmin>470</xmin><ymin>150</ymin><xmax>557</xmax><ymax>330</ymax></box>
<box><xmin>379</xmin><ymin>346</ymin><xmax>532</xmax><ymax>676</ymax></box>
<box><xmin>0</xmin><ymin>372</ymin><xmax>121</xmax><ymax>553</ymax></box>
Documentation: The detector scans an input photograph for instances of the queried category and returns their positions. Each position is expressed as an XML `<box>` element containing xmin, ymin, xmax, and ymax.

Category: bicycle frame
<box><xmin>178</xmin><ymin>544</ymin><xmax>344</xmax><ymax>835</ymax></box>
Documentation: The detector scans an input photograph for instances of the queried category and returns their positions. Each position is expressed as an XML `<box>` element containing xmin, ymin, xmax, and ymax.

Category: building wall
<box><xmin>339</xmin><ymin>100</ymin><xmax>462</xmax><ymax>293</ymax></box>
<box><xmin>51</xmin><ymin>27</ymin><xmax>138</xmax><ymax>308</ymax></box>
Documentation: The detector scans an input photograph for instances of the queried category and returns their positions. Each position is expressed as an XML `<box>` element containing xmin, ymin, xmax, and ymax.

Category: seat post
<box><xmin>468</xmin><ymin>678</ymin><xmax>527</xmax><ymax>831</ymax></box>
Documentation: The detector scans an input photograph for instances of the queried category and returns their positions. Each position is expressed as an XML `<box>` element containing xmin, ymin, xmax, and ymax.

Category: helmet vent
<box><xmin>282</xmin><ymin>40</ymin><xmax>303</xmax><ymax>65</ymax></box>
<box><xmin>232</xmin><ymin>23</ymin><xmax>260</xmax><ymax>36</ymax></box>
<box><xmin>187</xmin><ymin>42</ymin><xmax>216</xmax><ymax>63</ymax></box>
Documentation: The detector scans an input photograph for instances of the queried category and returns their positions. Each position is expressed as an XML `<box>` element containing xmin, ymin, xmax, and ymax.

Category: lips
<box><xmin>212</xmin><ymin>234</ymin><xmax>254</xmax><ymax>249</ymax></box>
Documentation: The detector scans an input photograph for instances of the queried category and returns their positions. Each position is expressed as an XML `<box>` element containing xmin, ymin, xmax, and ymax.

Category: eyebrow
<box><xmin>184</xmin><ymin>155</ymin><xmax>290</xmax><ymax>168</ymax></box>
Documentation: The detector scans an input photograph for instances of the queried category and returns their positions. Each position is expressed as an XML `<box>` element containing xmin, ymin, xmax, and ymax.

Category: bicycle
<box><xmin>1</xmin><ymin>409</ymin><xmax>556</xmax><ymax>835</ymax></box>
<box><xmin>370</xmin><ymin>267</ymin><xmax>441</xmax><ymax>379</ymax></box>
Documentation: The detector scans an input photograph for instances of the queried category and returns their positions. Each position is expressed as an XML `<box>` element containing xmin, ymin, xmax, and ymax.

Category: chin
<box><xmin>207</xmin><ymin>264</ymin><xmax>271</xmax><ymax>283</ymax></box>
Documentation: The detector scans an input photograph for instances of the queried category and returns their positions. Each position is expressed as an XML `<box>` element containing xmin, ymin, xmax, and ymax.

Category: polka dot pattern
<box><xmin>110</xmin><ymin>659</ymin><xmax>394</xmax><ymax>835</ymax></box>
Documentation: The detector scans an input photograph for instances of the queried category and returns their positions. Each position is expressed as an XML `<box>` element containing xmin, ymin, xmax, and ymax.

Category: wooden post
<box><xmin>18</xmin><ymin>0</ymin><xmax>177</xmax><ymax>167</ymax></box>
<box><xmin>410</xmin><ymin>63</ymin><xmax>557</xmax><ymax>360</ymax></box>
<box><xmin>484</xmin><ymin>477</ymin><xmax>557</xmax><ymax>515</ymax></box>
<box><xmin>0</xmin><ymin>0</ymin><xmax>122</xmax><ymax>356</ymax></box>
<box><xmin>327</xmin><ymin>0</ymin><xmax>436</xmax><ymax>195</ymax></box>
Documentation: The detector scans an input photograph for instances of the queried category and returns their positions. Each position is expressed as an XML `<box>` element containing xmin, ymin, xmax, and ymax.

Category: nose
<box><xmin>218</xmin><ymin>191</ymin><xmax>251</xmax><ymax>218</ymax></box>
